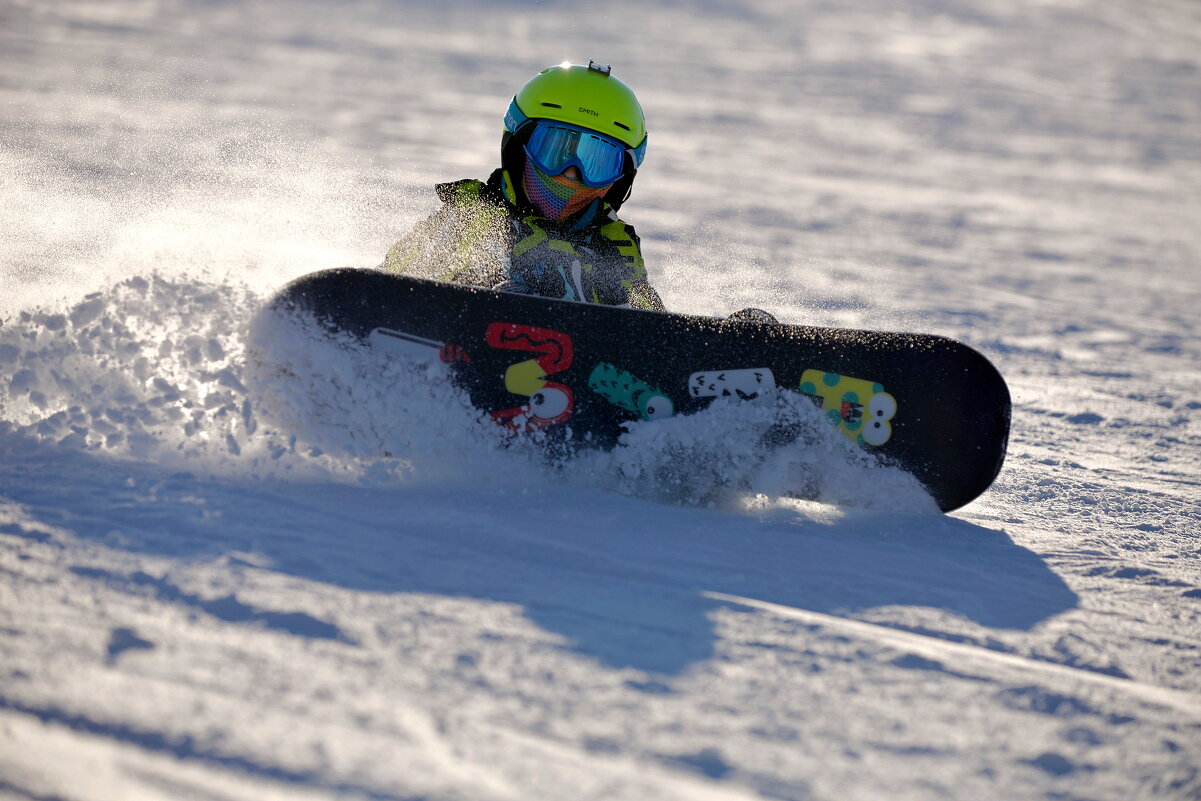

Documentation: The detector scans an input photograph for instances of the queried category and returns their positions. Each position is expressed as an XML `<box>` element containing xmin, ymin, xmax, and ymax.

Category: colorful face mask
<box><xmin>522</xmin><ymin>158</ymin><xmax>612</xmax><ymax>222</ymax></box>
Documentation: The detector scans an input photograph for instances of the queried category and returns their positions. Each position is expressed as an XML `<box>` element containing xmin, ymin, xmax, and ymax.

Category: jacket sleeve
<box><xmin>380</xmin><ymin>211</ymin><xmax>439</xmax><ymax>276</ymax></box>
<box><xmin>625</xmin><ymin>278</ymin><xmax>665</xmax><ymax>312</ymax></box>
<box><xmin>598</xmin><ymin>218</ymin><xmax>665</xmax><ymax>312</ymax></box>
<box><xmin>380</xmin><ymin>182</ymin><xmax>511</xmax><ymax>287</ymax></box>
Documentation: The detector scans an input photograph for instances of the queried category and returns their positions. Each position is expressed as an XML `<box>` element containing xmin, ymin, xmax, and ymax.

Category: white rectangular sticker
<box><xmin>368</xmin><ymin>327</ymin><xmax>444</xmax><ymax>364</ymax></box>
<box><xmin>688</xmin><ymin>368</ymin><xmax>775</xmax><ymax>400</ymax></box>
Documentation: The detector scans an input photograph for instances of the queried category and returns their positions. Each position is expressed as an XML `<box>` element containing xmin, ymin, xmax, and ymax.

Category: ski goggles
<box><xmin>519</xmin><ymin>118</ymin><xmax>646</xmax><ymax>188</ymax></box>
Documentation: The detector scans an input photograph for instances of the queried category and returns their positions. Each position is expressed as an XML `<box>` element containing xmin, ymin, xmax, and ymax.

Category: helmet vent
<box><xmin>541</xmin><ymin>102</ymin><xmax>563</xmax><ymax>109</ymax></box>
<box><xmin>613</xmin><ymin>121</ymin><xmax>631</xmax><ymax>131</ymax></box>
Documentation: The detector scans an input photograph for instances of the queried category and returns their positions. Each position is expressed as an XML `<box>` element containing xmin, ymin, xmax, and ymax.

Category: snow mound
<box><xmin>572</xmin><ymin>392</ymin><xmax>935</xmax><ymax>512</ymax></box>
<box><xmin>1</xmin><ymin>274</ymin><xmax>936</xmax><ymax>512</ymax></box>
<box><xmin>1</xmin><ymin>274</ymin><xmax>273</xmax><ymax>469</ymax></box>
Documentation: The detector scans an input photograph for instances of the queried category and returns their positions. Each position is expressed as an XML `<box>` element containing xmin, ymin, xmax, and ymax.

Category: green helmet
<box><xmin>501</xmin><ymin>61</ymin><xmax>647</xmax><ymax>211</ymax></box>
<box><xmin>505</xmin><ymin>61</ymin><xmax>647</xmax><ymax>149</ymax></box>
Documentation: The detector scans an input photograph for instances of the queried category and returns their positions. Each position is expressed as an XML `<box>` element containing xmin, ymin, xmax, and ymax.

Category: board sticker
<box><xmin>799</xmin><ymin>369</ymin><xmax>897</xmax><ymax>446</ymax></box>
<box><xmin>688</xmin><ymin>368</ymin><xmax>775</xmax><ymax>400</ymax></box>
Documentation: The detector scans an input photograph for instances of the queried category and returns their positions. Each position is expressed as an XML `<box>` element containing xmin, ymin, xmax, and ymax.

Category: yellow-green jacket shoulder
<box><xmin>381</xmin><ymin>171</ymin><xmax>663</xmax><ymax>311</ymax></box>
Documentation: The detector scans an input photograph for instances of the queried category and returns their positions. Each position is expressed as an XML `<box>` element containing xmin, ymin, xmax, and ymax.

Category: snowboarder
<box><xmin>381</xmin><ymin>60</ymin><xmax>665</xmax><ymax>311</ymax></box>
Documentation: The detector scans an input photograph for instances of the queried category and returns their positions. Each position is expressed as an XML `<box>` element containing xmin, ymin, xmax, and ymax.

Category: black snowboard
<box><xmin>262</xmin><ymin>268</ymin><xmax>1010</xmax><ymax>511</ymax></box>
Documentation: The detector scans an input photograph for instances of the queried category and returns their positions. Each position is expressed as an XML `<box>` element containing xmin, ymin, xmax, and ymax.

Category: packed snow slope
<box><xmin>2</xmin><ymin>1</ymin><xmax>1200</xmax><ymax>799</ymax></box>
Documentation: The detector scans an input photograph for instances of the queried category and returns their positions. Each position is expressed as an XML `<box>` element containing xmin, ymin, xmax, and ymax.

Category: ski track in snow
<box><xmin>2</xmin><ymin>0</ymin><xmax>1201</xmax><ymax>799</ymax></box>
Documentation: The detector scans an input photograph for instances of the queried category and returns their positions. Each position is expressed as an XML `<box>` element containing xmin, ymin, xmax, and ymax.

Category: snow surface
<box><xmin>2</xmin><ymin>0</ymin><xmax>1200</xmax><ymax>799</ymax></box>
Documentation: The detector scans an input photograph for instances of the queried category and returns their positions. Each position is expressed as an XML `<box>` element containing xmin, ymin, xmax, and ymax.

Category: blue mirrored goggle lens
<box><xmin>524</xmin><ymin>122</ymin><xmax>628</xmax><ymax>188</ymax></box>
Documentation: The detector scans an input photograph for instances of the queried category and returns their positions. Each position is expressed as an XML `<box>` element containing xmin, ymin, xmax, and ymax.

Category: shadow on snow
<box><xmin>0</xmin><ymin>435</ymin><xmax>1077</xmax><ymax>677</ymax></box>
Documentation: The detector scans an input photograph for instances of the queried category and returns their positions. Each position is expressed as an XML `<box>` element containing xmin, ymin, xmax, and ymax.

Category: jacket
<box><xmin>381</xmin><ymin>169</ymin><xmax>664</xmax><ymax>311</ymax></box>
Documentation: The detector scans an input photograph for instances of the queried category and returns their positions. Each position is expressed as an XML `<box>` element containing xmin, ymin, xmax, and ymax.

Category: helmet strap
<box><xmin>499</xmin><ymin>169</ymin><xmax>518</xmax><ymax>205</ymax></box>
<box><xmin>500</xmin><ymin>125</ymin><xmax>536</xmax><ymax>211</ymax></box>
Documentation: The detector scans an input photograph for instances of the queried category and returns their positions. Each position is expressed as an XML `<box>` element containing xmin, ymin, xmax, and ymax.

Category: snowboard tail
<box><xmin>262</xmin><ymin>268</ymin><xmax>1011</xmax><ymax>512</ymax></box>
